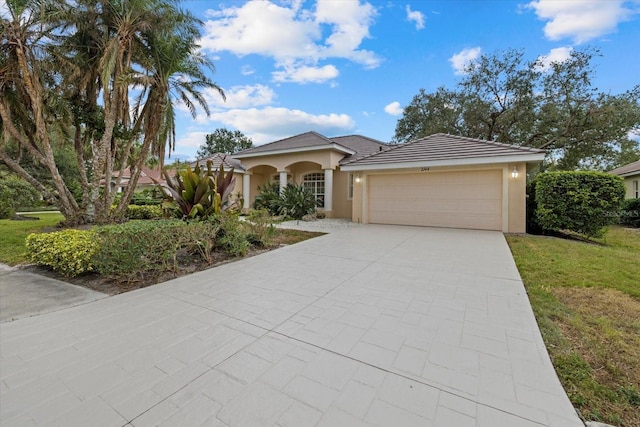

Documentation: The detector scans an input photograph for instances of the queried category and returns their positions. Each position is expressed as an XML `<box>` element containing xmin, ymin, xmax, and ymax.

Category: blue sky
<box><xmin>170</xmin><ymin>0</ymin><xmax>640</xmax><ymax>161</ymax></box>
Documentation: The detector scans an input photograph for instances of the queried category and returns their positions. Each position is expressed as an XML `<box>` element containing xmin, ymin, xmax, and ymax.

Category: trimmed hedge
<box><xmin>535</xmin><ymin>171</ymin><xmax>626</xmax><ymax>237</ymax></box>
<box><xmin>25</xmin><ymin>229</ymin><xmax>99</xmax><ymax>276</ymax></box>
<box><xmin>124</xmin><ymin>204</ymin><xmax>164</xmax><ymax>219</ymax></box>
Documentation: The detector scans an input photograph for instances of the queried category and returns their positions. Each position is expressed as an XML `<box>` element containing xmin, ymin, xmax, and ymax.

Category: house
<box><xmin>610</xmin><ymin>160</ymin><xmax>640</xmax><ymax>199</ymax></box>
<box><xmin>231</xmin><ymin>132</ymin><xmax>545</xmax><ymax>233</ymax></box>
<box><xmin>106</xmin><ymin>166</ymin><xmax>167</xmax><ymax>193</ymax></box>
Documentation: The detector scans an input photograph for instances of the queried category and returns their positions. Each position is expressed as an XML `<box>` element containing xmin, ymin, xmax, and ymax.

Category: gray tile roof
<box><xmin>609</xmin><ymin>160</ymin><xmax>640</xmax><ymax>176</ymax></box>
<box><xmin>190</xmin><ymin>153</ymin><xmax>246</xmax><ymax>172</ymax></box>
<box><xmin>234</xmin><ymin>131</ymin><xmax>338</xmax><ymax>156</ymax></box>
<box><xmin>342</xmin><ymin>133</ymin><xmax>546</xmax><ymax>167</ymax></box>
<box><xmin>331</xmin><ymin>135</ymin><xmax>389</xmax><ymax>164</ymax></box>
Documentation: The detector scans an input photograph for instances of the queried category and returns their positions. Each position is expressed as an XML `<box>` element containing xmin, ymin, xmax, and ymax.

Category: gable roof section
<box><xmin>233</xmin><ymin>131</ymin><xmax>355</xmax><ymax>158</ymax></box>
<box><xmin>341</xmin><ymin>133</ymin><xmax>546</xmax><ymax>171</ymax></box>
<box><xmin>331</xmin><ymin>135</ymin><xmax>389</xmax><ymax>164</ymax></box>
<box><xmin>609</xmin><ymin>160</ymin><xmax>640</xmax><ymax>177</ymax></box>
<box><xmin>190</xmin><ymin>153</ymin><xmax>246</xmax><ymax>172</ymax></box>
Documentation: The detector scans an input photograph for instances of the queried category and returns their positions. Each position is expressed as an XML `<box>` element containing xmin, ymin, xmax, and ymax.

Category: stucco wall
<box><xmin>622</xmin><ymin>174</ymin><xmax>640</xmax><ymax>199</ymax></box>
<box><xmin>331</xmin><ymin>170</ymin><xmax>353</xmax><ymax>219</ymax></box>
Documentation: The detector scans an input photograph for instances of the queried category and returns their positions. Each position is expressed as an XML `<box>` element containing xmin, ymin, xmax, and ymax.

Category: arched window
<box><xmin>303</xmin><ymin>172</ymin><xmax>325</xmax><ymax>208</ymax></box>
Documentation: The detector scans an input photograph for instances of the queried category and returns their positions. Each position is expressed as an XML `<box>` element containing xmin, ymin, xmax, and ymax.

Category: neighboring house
<box><xmin>106</xmin><ymin>166</ymin><xmax>167</xmax><ymax>193</ymax></box>
<box><xmin>231</xmin><ymin>132</ymin><xmax>545</xmax><ymax>233</ymax></box>
<box><xmin>610</xmin><ymin>160</ymin><xmax>640</xmax><ymax>199</ymax></box>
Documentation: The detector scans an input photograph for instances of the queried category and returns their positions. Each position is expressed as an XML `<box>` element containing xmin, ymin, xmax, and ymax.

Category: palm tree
<box><xmin>111</xmin><ymin>7</ymin><xmax>225</xmax><ymax>219</ymax></box>
<box><xmin>1</xmin><ymin>0</ymin><xmax>224</xmax><ymax>224</ymax></box>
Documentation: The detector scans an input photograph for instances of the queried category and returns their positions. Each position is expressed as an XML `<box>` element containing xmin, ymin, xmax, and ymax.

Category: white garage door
<box><xmin>367</xmin><ymin>170</ymin><xmax>503</xmax><ymax>230</ymax></box>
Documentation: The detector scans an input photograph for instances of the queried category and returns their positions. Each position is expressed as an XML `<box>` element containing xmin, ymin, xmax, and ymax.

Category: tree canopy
<box><xmin>0</xmin><ymin>0</ymin><xmax>225</xmax><ymax>224</ymax></box>
<box><xmin>393</xmin><ymin>48</ymin><xmax>640</xmax><ymax>170</ymax></box>
<box><xmin>196</xmin><ymin>128</ymin><xmax>254</xmax><ymax>157</ymax></box>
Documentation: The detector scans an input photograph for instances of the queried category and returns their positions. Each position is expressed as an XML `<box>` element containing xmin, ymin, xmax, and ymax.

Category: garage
<box><xmin>343</xmin><ymin>134</ymin><xmax>547</xmax><ymax>233</ymax></box>
<box><xmin>367</xmin><ymin>170</ymin><xmax>503</xmax><ymax>230</ymax></box>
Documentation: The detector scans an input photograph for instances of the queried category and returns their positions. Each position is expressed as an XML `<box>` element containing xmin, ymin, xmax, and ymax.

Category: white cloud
<box><xmin>384</xmin><ymin>101</ymin><xmax>403</xmax><ymax>116</ymax></box>
<box><xmin>527</xmin><ymin>0</ymin><xmax>637</xmax><ymax>44</ymax></box>
<box><xmin>205</xmin><ymin>84</ymin><xmax>276</xmax><ymax>109</ymax></box>
<box><xmin>272</xmin><ymin>64</ymin><xmax>339</xmax><ymax>84</ymax></box>
<box><xmin>535</xmin><ymin>46</ymin><xmax>574</xmax><ymax>71</ymax></box>
<box><xmin>240</xmin><ymin>65</ymin><xmax>255</xmax><ymax>75</ymax></box>
<box><xmin>210</xmin><ymin>107</ymin><xmax>355</xmax><ymax>141</ymax></box>
<box><xmin>175</xmin><ymin>131</ymin><xmax>210</xmax><ymax>149</ymax></box>
<box><xmin>200</xmin><ymin>0</ymin><xmax>381</xmax><ymax>84</ymax></box>
<box><xmin>449</xmin><ymin>47</ymin><xmax>481</xmax><ymax>75</ymax></box>
<box><xmin>406</xmin><ymin>5</ymin><xmax>425</xmax><ymax>30</ymax></box>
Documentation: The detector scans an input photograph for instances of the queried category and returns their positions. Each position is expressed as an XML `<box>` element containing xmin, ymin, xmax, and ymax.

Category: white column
<box><xmin>279</xmin><ymin>171</ymin><xmax>288</xmax><ymax>193</ymax></box>
<box><xmin>242</xmin><ymin>173</ymin><xmax>251</xmax><ymax>210</ymax></box>
<box><xmin>324</xmin><ymin>168</ymin><xmax>333</xmax><ymax>212</ymax></box>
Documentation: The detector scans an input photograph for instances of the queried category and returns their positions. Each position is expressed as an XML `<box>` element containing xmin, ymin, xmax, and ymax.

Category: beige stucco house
<box><xmin>610</xmin><ymin>160</ymin><xmax>640</xmax><ymax>199</ymax></box>
<box><xmin>222</xmin><ymin>132</ymin><xmax>545</xmax><ymax>233</ymax></box>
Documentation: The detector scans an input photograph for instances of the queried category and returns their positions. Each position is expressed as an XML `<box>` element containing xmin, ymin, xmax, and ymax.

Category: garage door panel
<box><xmin>367</xmin><ymin>171</ymin><xmax>502</xmax><ymax>230</ymax></box>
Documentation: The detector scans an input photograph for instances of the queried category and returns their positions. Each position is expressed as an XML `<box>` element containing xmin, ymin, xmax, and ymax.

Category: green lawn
<box><xmin>0</xmin><ymin>213</ymin><xmax>64</xmax><ymax>265</ymax></box>
<box><xmin>507</xmin><ymin>227</ymin><xmax>640</xmax><ymax>426</ymax></box>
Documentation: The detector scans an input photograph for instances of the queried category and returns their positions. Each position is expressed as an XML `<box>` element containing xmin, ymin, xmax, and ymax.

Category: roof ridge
<box><xmin>331</xmin><ymin>134</ymin><xmax>388</xmax><ymax>146</ymax></box>
<box><xmin>341</xmin><ymin>136</ymin><xmax>421</xmax><ymax>165</ymax></box>
<box><xmin>236</xmin><ymin>131</ymin><xmax>324</xmax><ymax>154</ymax></box>
<box><xmin>438</xmin><ymin>133</ymin><xmax>546</xmax><ymax>153</ymax></box>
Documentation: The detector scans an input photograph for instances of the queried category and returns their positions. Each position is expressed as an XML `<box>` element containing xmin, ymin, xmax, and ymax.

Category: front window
<box><xmin>303</xmin><ymin>172</ymin><xmax>325</xmax><ymax>208</ymax></box>
<box><xmin>634</xmin><ymin>180</ymin><xmax>639</xmax><ymax>198</ymax></box>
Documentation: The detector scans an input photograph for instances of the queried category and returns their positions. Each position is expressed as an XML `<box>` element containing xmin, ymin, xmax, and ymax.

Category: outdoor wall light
<box><xmin>511</xmin><ymin>166</ymin><xmax>519</xmax><ymax>179</ymax></box>
<box><xmin>355</xmin><ymin>174</ymin><xmax>361</xmax><ymax>183</ymax></box>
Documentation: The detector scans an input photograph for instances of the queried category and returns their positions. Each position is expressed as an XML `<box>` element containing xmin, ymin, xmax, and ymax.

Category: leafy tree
<box><xmin>0</xmin><ymin>0</ymin><xmax>225</xmax><ymax>225</ymax></box>
<box><xmin>0</xmin><ymin>174</ymin><xmax>41</xmax><ymax>218</ymax></box>
<box><xmin>196</xmin><ymin>128</ymin><xmax>253</xmax><ymax>157</ymax></box>
<box><xmin>394</xmin><ymin>48</ymin><xmax>640</xmax><ymax>170</ymax></box>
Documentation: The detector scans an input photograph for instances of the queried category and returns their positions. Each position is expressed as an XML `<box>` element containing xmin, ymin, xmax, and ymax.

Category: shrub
<box><xmin>526</xmin><ymin>177</ymin><xmax>544</xmax><ymax>234</ymax></box>
<box><xmin>210</xmin><ymin>213</ymin><xmax>249</xmax><ymax>257</ymax></box>
<box><xmin>245</xmin><ymin>209</ymin><xmax>276</xmax><ymax>247</ymax></box>
<box><xmin>93</xmin><ymin>220</ymin><xmax>219</xmax><ymax>280</ymax></box>
<box><xmin>124</xmin><ymin>204</ymin><xmax>164</xmax><ymax>219</ymax></box>
<box><xmin>158</xmin><ymin>160</ymin><xmax>236</xmax><ymax>220</ymax></box>
<box><xmin>620</xmin><ymin>198</ymin><xmax>640</xmax><ymax>227</ymax></box>
<box><xmin>25</xmin><ymin>229</ymin><xmax>99</xmax><ymax>276</ymax></box>
<box><xmin>279</xmin><ymin>183</ymin><xmax>316</xmax><ymax>219</ymax></box>
<box><xmin>253</xmin><ymin>181</ymin><xmax>281</xmax><ymax>214</ymax></box>
<box><xmin>535</xmin><ymin>171</ymin><xmax>626</xmax><ymax>237</ymax></box>
<box><xmin>0</xmin><ymin>175</ymin><xmax>41</xmax><ymax>218</ymax></box>
<box><xmin>130</xmin><ymin>188</ymin><xmax>163</xmax><ymax>206</ymax></box>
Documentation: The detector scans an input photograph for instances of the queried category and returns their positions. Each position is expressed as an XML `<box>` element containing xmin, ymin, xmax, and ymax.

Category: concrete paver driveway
<box><xmin>0</xmin><ymin>225</ymin><xmax>583</xmax><ymax>426</ymax></box>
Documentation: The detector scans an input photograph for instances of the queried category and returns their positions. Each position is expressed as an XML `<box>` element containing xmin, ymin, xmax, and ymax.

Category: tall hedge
<box><xmin>535</xmin><ymin>171</ymin><xmax>625</xmax><ymax>237</ymax></box>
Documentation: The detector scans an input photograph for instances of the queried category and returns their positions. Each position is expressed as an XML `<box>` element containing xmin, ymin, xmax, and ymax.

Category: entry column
<box><xmin>279</xmin><ymin>171</ymin><xmax>288</xmax><ymax>193</ymax></box>
<box><xmin>242</xmin><ymin>174</ymin><xmax>251</xmax><ymax>210</ymax></box>
<box><xmin>324</xmin><ymin>168</ymin><xmax>333</xmax><ymax>213</ymax></box>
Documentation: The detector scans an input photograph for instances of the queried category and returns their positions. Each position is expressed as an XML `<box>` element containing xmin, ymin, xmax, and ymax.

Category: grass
<box><xmin>507</xmin><ymin>226</ymin><xmax>640</xmax><ymax>426</ymax></box>
<box><xmin>0</xmin><ymin>213</ymin><xmax>64</xmax><ymax>265</ymax></box>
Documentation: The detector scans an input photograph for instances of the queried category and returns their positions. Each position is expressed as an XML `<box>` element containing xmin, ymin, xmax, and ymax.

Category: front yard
<box><xmin>507</xmin><ymin>227</ymin><xmax>640</xmax><ymax>426</ymax></box>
